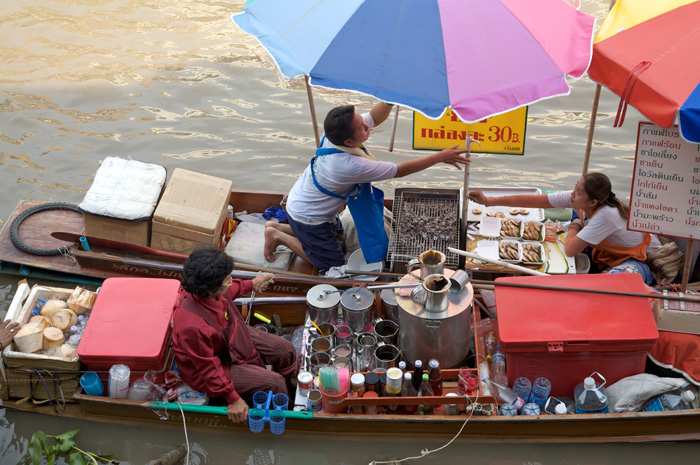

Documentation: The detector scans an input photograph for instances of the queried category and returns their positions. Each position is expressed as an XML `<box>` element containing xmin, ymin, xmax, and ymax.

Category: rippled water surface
<box><xmin>1</xmin><ymin>1</ymin><xmax>689</xmax><ymax>463</ymax></box>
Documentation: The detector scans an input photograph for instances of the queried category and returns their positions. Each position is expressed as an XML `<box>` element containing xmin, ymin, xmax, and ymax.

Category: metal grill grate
<box><xmin>389</xmin><ymin>189</ymin><xmax>461</xmax><ymax>267</ymax></box>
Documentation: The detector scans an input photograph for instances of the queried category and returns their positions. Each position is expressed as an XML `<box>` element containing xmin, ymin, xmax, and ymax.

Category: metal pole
<box><xmin>459</xmin><ymin>135</ymin><xmax>474</xmax><ymax>268</ymax></box>
<box><xmin>305</xmin><ymin>76</ymin><xmax>320</xmax><ymax>147</ymax></box>
<box><xmin>582</xmin><ymin>84</ymin><xmax>602</xmax><ymax>175</ymax></box>
<box><xmin>388</xmin><ymin>105</ymin><xmax>400</xmax><ymax>152</ymax></box>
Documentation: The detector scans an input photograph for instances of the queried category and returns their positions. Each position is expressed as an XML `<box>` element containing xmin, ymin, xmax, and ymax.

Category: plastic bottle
<box><xmin>427</xmin><ymin>359</ymin><xmax>443</xmax><ymax>397</ymax></box>
<box><xmin>659</xmin><ymin>388</ymin><xmax>696</xmax><ymax>411</ymax></box>
<box><xmin>481</xmin><ymin>375</ymin><xmax>524</xmax><ymax>411</ymax></box>
<box><xmin>417</xmin><ymin>373</ymin><xmax>434</xmax><ymax>415</ymax></box>
<box><xmin>491</xmin><ymin>346</ymin><xmax>506</xmax><ymax>376</ymax></box>
<box><xmin>412</xmin><ymin>360</ymin><xmax>424</xmax><ymax>391</ymax></box>
<box><xmin>574</xmin><ymin>373</ymin><xmax>609</xmax><ymax>414</ymax></box>
<box><xmin>484</xmin><ymin>332</ymin><xmax>496</xmax><ymax>358</ymax></box>
<box><xmin>398</xmin><ymin>360</ymin><xmax>407</xmax><ymax>377</ymax></box>
<box><xmin>512</xmin><ymin>377</ymin><xmax>532</xmax><ymax>403</ymax></box>
<box><xmin>499</xmin><ymin>403</ymin><xmax>518</xmax><ymax>416</ymax></box>
<box><xmin>522</xmin><ymin>402</ymin><xmax>541</xmax><ymax>416</ymax></box>
<box><xmin>544</xmin><ymin>396</ymin><xmax>575</xmax><ymax>415</ymax></box>
<box><xmin>400</xmin><ymin>372</ymin><xmax>417</xmax><ymax>414</ymax></box>
<box><xmin>528</xmin><ymin>377</ymin><xmax>552</xmax><ymax>409</ymax></box>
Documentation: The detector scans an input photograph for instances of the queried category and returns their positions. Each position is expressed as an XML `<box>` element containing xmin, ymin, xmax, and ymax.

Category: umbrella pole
<box><xmin>681</xmin><ymin>240</ymin><xmax>696</xmax><ymax>292</ymax></box>
<box><xmin>582</xmin><ymin>83</ymin><xmax>602</xmax><ymax>175</ymax></box>
<box><xmin>388</xmin><ymin>105</ymin><xmax>400</xmax><ymax>152</ymax></box>
<box><xmin>459</xmin><ymin>135</ymin><xmax>474</xmax><ymax>268</ymax></box>
<box><xmin>305</xmin><ymin>76</ymin><xmax>320</xmax><ymax>147</ymax></box>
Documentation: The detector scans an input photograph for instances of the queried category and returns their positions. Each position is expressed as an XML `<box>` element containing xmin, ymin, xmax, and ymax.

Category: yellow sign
<box><xmin>412</xmin><ymin>107</ymin><xmax>528</xmax><ymax>155</ymax></box>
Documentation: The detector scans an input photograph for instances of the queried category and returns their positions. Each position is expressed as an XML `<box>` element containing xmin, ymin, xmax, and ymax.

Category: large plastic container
<box><xmin>77</xmin><ymin>278</ymin><xmax>180</xmax><ymax>383</ymax></box>
<box><xmin>496</xmin><ymin>274</ymin><xmax>659</xmax><ymax>397</ymax></box>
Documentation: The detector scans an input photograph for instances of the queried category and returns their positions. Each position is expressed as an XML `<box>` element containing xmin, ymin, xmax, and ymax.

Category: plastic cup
<box><xmin>79</xmin><ymin>371</ymin><xmax>104</xmax><ymax>396</ymax></box>
<box><xmin>269</xmin><ymin>410</ymin><xmax>286</xmax><ymax>435</ymax></box>
<box><xmin>248</xmin><ymin>409</ymin><xmax>265</xmax><ymax>433</ymax></box>
<box><xmin>457</xmin><ymin>368</ymin><xmax>478</xmax><ymax>396</ymax></box>
<box><xmin>253</xmin><ymin>391</ymin><xmax>270</xmax><ymax>410</ymax></box>
<box><xmin>272</xmin><ymin>393</ymin><xmax>289</xmax><ymax>411</ymax></box>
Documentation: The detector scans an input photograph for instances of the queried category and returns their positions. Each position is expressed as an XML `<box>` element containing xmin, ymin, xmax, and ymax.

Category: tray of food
<box><xmin>520</xmin><ymin>241</ymin><xmax>546</xmax><ymax>265</ymax></box>
<box><xmin>465</xmin><ymin>186</ymin><xmax>544</xmax><ymax>223</ymax></box>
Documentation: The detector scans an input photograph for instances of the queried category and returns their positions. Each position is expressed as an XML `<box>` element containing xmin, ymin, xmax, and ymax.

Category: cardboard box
<box><xmin>83</xmin><ymin>214</ymin><xmax>151</xmax><ymax>247</ymax></box>
<box><xmin>3</xmin><ymin>285</ymin><xmax>83</xmax><ymax>401</ymax></box>
<box><xmin>496</xmin><ymin>274</ymin><xmax>659</xmax><ymax>397</ymax></box>
<box><xmin>77</xmin><ymin>277</ymin><xmax>180</xmax><ymax>383</ymax></box>
<box><xmin>651</xmin><ymin>291</ymin><xmax>700</xmax><ymax>334</ymax></box>
<box><xmin>151</xmin><ymin>168</ymin><xmax>232</xmax><ymax>254</ymax></box>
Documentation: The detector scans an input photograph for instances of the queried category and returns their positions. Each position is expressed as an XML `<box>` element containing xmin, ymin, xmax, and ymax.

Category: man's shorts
<box><xmin>287</xmin><ymin>215</ymin><xmax>345</xmax><ymax>272</ymax></box>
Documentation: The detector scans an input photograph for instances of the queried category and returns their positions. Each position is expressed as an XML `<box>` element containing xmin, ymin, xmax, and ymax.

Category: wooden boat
<box><xmin>3</xmin><ymin>281</ymin><xmax>700</xmax><ymax>443</ymax></box>
<box><xmin>0</xmin><ymin>193</ymin><xmax>401</xmax><ymax>295</ymax></box>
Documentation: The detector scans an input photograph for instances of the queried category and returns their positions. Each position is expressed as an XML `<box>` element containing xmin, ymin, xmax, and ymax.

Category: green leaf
<box><xmin>55</xmin><ymin>428</ymin><xmax>78</xmax><ymax>452</ymax></box>
<box><xmin>68</xmin><ymin>452</ymin><xmax>89</xmax><ymax>465</ymax></box>
<box><xmin>27</xmin><ymin>433</ymin><xmax>44</xmax><ymax>465</ymax></box>
<box><xmin>47</xmin><ymin>451</ymin><xmax>56</xmax><ymax>465</ymax></box>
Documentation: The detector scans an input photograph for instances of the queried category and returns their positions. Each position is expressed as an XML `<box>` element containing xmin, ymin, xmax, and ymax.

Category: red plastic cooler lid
<box><xmin>77</xmin><ymin>278</ymin><xmax>181</xmax><ymax>361</ymax></box>
<box><xmin>496</xmin><ymin>274</ymin><xmax>658</xmax><ymax>347</ymax></box>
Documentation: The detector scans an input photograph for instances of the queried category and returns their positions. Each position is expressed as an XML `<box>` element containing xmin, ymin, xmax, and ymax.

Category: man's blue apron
<box><xmin>309</xmin><ymin>139</ymin><xmax>388</xmax><ymax>264</ymax></box>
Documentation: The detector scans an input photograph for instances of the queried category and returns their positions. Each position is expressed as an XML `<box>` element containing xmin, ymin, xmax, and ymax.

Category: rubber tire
<box><xmin>10</xmin><ymin>202</ymin><xmax>81</xmax><ymax>256</ymax></box>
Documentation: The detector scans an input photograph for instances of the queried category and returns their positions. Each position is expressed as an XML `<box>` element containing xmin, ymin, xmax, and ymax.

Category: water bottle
<box><xmin>574</xmin><ymin>372</ymin><xmax>609</xmax><ymax>414</ymax></box>
<box><xmin>484</xmin><ymin>332</ymin><xmax>496</xmax><ymax>357</ymax></box>
<box><xmin>544</xmin><ymin>396</ymin><xmax>575</xmax><ymax>415</ymax></box>
<box><xmin>491</xmin><ymin>346</ymin><xmax>506</xmax><ymax>376</ymax></box>
<box><xmin>481</xmin><ymin>375</ymin><xmax>524</xmax><ymax>411</ymax></box>
<box><xmin>522</xmin><ymin>402</ymin><xmax>541</xmax><ymax>416</ymax></box>
<box><xmin>659</xmin><ymin>387</ymin><xmax>696</xmax><ymax>411</ymax></box>
<box><xmin>512</xmin><ymin>377</ymin><xmax>532</xmax><ymax>403</ymax></box>
<box><xmin>499</xmin><ymin>403</ymin><xmax>518</xmax><ymax>416</ymax></box>
<box><xmin>528</xmin><ymin>377</ymin><xmax>552</xmax><ymax>410</ymax></box>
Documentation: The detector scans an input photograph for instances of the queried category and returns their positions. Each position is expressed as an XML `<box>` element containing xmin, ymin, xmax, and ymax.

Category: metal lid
<box><xmin>380</xmin><ymin>288</ymin><xmax>398</xmax><ymax>306</ymax></box>
<box><xmin>306</xmin><ymin>284</ymin><xmax>340</xmax><ymax>309</ymax></box>
<box><xmin>340</xmin><ymin>287</ymin><xmax>374</xmax><ymax>311</ymax></box>
<box><xmin>395</xmin><ymin>269</ymin><xmax>473</xmax><ymax>320</ymax></box>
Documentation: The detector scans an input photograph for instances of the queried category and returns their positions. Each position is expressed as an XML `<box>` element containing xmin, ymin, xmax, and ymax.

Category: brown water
<box><xmin>2</xmin><ymin>0</ymin><xmax>695</xmax><ymax>463</ymax></box>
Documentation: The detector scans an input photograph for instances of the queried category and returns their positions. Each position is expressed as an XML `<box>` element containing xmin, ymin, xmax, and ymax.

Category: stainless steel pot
<box><xmin>380</xmin><ymin>288</ymin><xmax>399</xmax><ymax>323</ymax></box>
<box><xmin>306</xmin><ymin>284</ymin><xmax>340</xmax><ymax>325</ymax></box>
<box><xmin>340</xmin><ymin>287</ymin><xmax>374</xmax><ymax>332</ymax></box>
<box><xmin>395</xmin><ymin>269</ymin><xmax>473</xmax><ymax>369</ymax></box>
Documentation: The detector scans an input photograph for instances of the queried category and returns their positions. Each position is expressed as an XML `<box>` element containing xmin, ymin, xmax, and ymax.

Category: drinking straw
<box><xmin>309</xmin><ymin>320</ymin><xmax>325</xmax><ymax>336</ymax></box>
<box><xmin>338</xmin><ymin>367</ymin><xmax>350</xmax><ymax>392</ymax></box>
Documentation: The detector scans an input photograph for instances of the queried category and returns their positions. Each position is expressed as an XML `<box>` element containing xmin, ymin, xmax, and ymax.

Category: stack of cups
<box><xmin>108</xmin><ymin>364</ymin><xmax>130</xmax><ymax>399</ymax></box>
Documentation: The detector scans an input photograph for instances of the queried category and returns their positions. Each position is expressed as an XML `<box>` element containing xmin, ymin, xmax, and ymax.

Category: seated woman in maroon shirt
<box><xmin>173</xmin><ymin>246</ymin><xmax>297</xmax><ymax>423</ymax></box>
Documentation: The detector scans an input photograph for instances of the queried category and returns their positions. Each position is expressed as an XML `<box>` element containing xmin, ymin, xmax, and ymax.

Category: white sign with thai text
<box><xmin>629</xmin><ymin>122</ymin><xmax>700</xmax><ymax>240</ymax></box>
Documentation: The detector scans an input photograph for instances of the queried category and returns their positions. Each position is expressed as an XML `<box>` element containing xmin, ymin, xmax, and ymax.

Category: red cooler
<box><xmin>496</xmin><ymin>273</ymin><xmax>658</xmax><ymax>397</ymax></box>
<box><xmin>78</xmin><ymin>277</ymin><xmax>181</xmax><ymax>382</ymax></box>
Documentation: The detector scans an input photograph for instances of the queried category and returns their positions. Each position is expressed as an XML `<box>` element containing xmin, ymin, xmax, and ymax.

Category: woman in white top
<box><xmin>468</xmin><ymin>172</ymin><xmax>660</xmax><ymax>284</ymax></box>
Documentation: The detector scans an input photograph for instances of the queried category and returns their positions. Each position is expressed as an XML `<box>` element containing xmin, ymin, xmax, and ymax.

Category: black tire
<box><xmin>10</xmin><ymin>202</ymin><xmax>81</xmax><ymax>256</ymax></box>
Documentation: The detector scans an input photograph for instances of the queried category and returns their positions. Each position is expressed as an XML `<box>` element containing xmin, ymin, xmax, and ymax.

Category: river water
<box><xmin>1</xmin><ymin>0</ymin><xmax>696</xmax><ymax>463</ymax></box>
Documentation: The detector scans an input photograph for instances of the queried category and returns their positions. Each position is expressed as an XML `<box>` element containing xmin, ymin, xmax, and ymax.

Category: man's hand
<box><xmin>227</xmin><ymin>398</ymin><xmax>249</xmax><ymax>423</ymax></box>
<box><xmin>467</xmin><ymin>190</ymin><xmax>488</xmax><ymax>206</ymax></box>
<box><xmin>436</xmin><ymin>144</ymin><xmax>471</xmax><ymax>169</ymax></box>
<box><xmin>252</xmin><ymin>273</ymin><xmax>274</xmax><ymax>293</ymax></box>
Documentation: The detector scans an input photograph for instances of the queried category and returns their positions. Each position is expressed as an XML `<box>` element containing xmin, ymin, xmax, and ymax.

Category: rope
<box><xmin>29</xmin><ymin>369</ymin><xmax>57</xmax><ymax>414</ymax></box>
<box><xmin>176</xmin><ymin>401</ymin><xmax>191</xmax><ymax>465</ymax></box>
<box><xmin>369</xmin><ymin>391</ymin><xmax>482</xmax><ymax>465</ymax></box>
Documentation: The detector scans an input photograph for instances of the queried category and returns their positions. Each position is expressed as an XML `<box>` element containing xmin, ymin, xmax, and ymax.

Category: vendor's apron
<box><xmin>310</xmin><ymin>138</ymin><xmax>388</xmax><ymax>264</ymax></box>
<box><xmin>578</xmin><ymin>208</ymin><xmax>651</xmax><ymax>268</ymax></box>
<box><xmin>179</xmin><ymin>294</ymin><xmax>263</xmax><ymax>368</ymax></box>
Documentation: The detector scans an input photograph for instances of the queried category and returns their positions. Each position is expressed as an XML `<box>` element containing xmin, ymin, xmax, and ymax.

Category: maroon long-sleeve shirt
<box><xmin>172</xmin><ymin>279</ymin><xmax>255</xmax><ymax>404</ymax></box>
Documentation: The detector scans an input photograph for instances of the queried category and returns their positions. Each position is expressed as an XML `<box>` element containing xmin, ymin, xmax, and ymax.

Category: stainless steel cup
<box><xmin>333</xmin><ymin>356</ymin><xmax>353</xmax><ymax>371</ymax></box>
<box><xmin>411</xmin><ymin>273</ymin><xmax>451</xmax><ymax>312</ymax></box>
<box><xmin>407</xmin><ymin>250</ymin><xmax>446</xmax><ymax>279</ymax></box>
<box><xmin>309</xmin><ymin>352</ymin><xmax>331</xmax><ymax>376</ymax></box>
<box><xmin>449</xmin><ymin>269</ymin><xmax>470</xmax><ymax>294</ymax></box>
<box><xmin>332</xmin><ymin>343</ymin><xmax>353</xmax><ymax>359</ymax></box>
<box><xmin>310</xmin><ymin>337</ymin><xmax>332</xmax><ymax>355</ymax></box>
<box><xmin>373</xmin><ymin>343</ymin><xmax>401</xmax><ymax>370</ymax></box>
<box><xmin>334</xmin><ymin>324</ymin><xmax>353</xmax><ymax>347</ymax></box>
<box><xmin>354</xmin><ymin>332</ymin><xmax>377</xmax><ymax>372</ymax></box>
<box><xmin>373</xmin><ymin>319</ymin><xmax>399</xmax><ymax>346</ymax></box>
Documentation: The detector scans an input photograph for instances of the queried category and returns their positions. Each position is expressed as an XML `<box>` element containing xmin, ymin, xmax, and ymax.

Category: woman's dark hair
<box><xmin>323</xmin><ymin>105</ymin><xmax>356</xmax><ymax>146</ymax></box>
<box><xmin>582</xmin><ymin>172</ymin><xmax>629</xmax><ymax>219</ymax></box>
<box><xmin>181</xmin><ymin>246</ymin><xmax>234</xmax><ymax>297</ymax></box>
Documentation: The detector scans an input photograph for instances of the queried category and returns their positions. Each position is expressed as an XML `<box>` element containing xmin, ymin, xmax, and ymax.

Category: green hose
<box><xmin>150</xmin><ymin>401</ymin><xmax>313</xmax><ymax>419</ymax></box>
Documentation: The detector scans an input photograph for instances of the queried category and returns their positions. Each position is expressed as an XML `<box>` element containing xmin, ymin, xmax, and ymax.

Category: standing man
<box><xmin>264</xmin><ymin>102</ymin><xmax>471</xmax><ymax>272</ymax></box>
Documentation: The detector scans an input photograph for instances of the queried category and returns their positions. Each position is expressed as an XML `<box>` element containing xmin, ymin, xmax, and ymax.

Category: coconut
<box><xmin>40</xmin><ymin>299</ymin><xmax>69</xmax><ymax>316</ymax></box>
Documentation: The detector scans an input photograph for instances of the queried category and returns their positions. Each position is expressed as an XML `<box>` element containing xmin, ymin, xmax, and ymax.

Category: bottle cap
<box><xmin>365</xmin><ymin>372</ymin><xmax>379</xmax><ymax>386</ymax></box>
<box><xmin>682</xmin><ymin>390</ymin><xmax>696</xmax><ymax>402</ymax></box>
<box><xmin>422</xmin><ymin>373</ymin><xmax>429</xmax><ymax>381</ymax></box>
<box><xmin>414</xmin><ymin>360</ymin><xmax>423</xmax><ymax>368</ymax></box>
<box><xmin>555</xmin><ymin>403</ymin><xmax>567</xmax><ymax>415</ymax></box>
<box><xmin>583</xmin><ymin>377</ymin><xmax>595</xmax><ymax>389</ymax></box>
<box><xmin>404</xmin><ymin>372</ymin><xmax>412</xmax><ymax>381</ymax></box>
<box><xmin>351</xmin><ymin>373</ymin><xmax>365</xmax><ymax>386</ymax></box>
<box><xmin>429</xmin><ymin>359</ymin><xmax>439</xmax><ymax>369</ymax></box>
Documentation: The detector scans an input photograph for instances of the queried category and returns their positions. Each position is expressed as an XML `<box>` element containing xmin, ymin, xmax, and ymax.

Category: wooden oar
<box><xmin>448</xmin><ymin>247</ymin><xmax>549</xmax><ymax>276</ymax></box>
<box><xmin>471</xmin><ymin>278</ymin><xmax>700</xmax><ymax>303</ymax></box>
<box><xmin>51</xmin><ymin>231</ymin><xmax>188</xmax><ymax>260</ymax></box>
